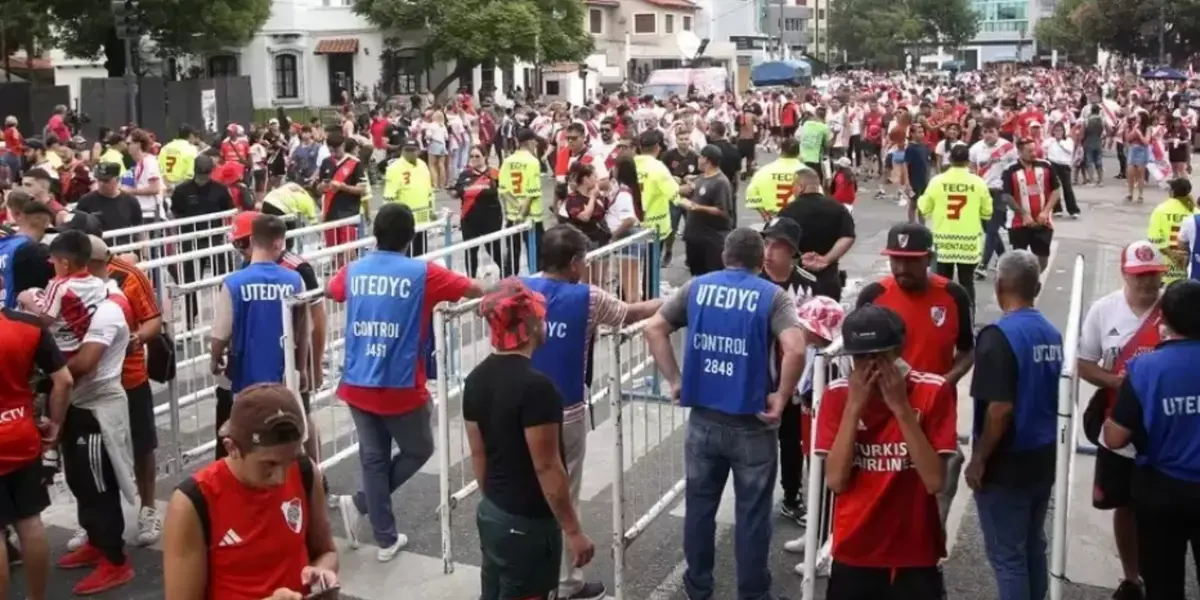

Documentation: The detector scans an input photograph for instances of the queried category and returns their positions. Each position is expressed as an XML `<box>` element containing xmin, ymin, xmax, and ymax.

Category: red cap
<box><xmin>230</xmin><ymin>211</ymin><xmax>258</xmax><ymax>241</ymax></box>
<box><xmin>478</xmin><ymin>278</ymin><xmax>547</xmax><ymax>351</ymax></box>
<box><xmin>213</xmin><ymin>161</ymin><xmax>245</xmax><ymax>186</ymax></box>
<box><xmin>1121</xmin><ymin>240</ymin><xmax>1169</xmax><ymax>275</ymax></box>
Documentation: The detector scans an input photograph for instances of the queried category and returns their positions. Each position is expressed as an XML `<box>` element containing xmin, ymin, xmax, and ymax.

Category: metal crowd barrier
<box><xmin>798</xmin><ymin>255</ymin><xmax>1088</xmax><ymax>600</ymax></box>
<box><xmin>274</xmin><ymin>222</ymin><xmax>539</xmax><ymax>484</ymax></box>
<box><xmin>153</xmin><ymin>216</ymin><xmax>448</xmax><ymax>475</ymax></box>
<box><xmin>1050</xmin><ymin>255</ymin><xmax>1085</xmax><ymax>600</ymax></box>
<box><xmin>432</xmin><ymin>230</ymin><xmax>660</xmax><ymax>575</ymax></box>
<box><xmin>103</xmin><ymin>209</ymin><xmax>240</xmax><ymax>243</ymax></box>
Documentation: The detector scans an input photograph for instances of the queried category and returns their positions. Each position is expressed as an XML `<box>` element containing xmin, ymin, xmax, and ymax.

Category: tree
<box><xmin>45</xmin><ymin>0</ymin><xmax>271</xmax><ymax>77</ymax></box>
<box><xmin>1033</xmin><ymin>0</ymin><xmax>1092</xmax><ymax>59</ymax></box>
<box><xmin>355</xmin><ymin>0</ymin><xmax>593</xmax><ymax>95</ymax></box>
<box><xmin>1037</xmin><ymin>0</ymin><xmax>1200</xmax><ymax>62</ymax></box>
<box><xmin>828</xmin><ymin>0</ymin><xmax>924</xmax><ymax>67</ymax></box>
<box><xmin>1</xmin><ymin>3</ymin><xmax>51</xmax><ymax>59</ymax></box>
<box><xmin>909</xmin><ymin>0</ymin><xmax>980</xmax><ymax>50</ymax></box>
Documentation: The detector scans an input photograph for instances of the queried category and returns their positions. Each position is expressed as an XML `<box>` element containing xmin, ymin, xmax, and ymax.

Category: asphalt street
<box><xmin>9</xmin><ymin>154</ymin><xmax>1166</xmax><ymax>599</ymax></box>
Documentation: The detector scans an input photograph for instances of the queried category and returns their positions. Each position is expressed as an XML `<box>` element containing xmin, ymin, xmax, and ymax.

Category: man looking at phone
<box><xmin>645</xmin><ymin>227</ymin><xmax>807</xmax><ymax>600</ymax></box>
<box><xmin>816</xmin><ymin>305</ymin><xmax>958</xmax><ymax>599</ymax></box>
<box><xmin>162</xmin><ymin>383</ymin><xmax>339</xmax><ymax>600</ymax></box>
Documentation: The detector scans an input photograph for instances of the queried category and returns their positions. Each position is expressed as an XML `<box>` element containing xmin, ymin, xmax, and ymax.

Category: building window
<box><xmin>682</xmin><ymin>15</ymin><xmax>693</xmax><ymax>30</ymax></box>
<box><xmin>784</xmin><ymin>17</ymin><xmax>804</xmax><ymax>31</ymax></box>
<box><xmin>273</xmin><ymin>53</ymin><xmax>299</xmax><ymax>99</ymax></box>
<box><xmin>633</xmin><ymin>13</ymin><xmax>656</xmax><ymax>34</ymax></box>
<box><xmin>546</xmin><ymin>80</ymin><xmax>561</xmax><ymax>95</ymax></box>
<box><xmin>207</xmin><ymin>55</ymin><xmax>239</xmax><ymax>77</ymax></box>
<box><xmin>589</xmin><ymin>8</ymin><xmax>604</xmax><ymax>34</ymax></box>
<box><xmin>665</xmin><ymin>14</ymin><xmax>675</xmax><ymax>33</ymax></box>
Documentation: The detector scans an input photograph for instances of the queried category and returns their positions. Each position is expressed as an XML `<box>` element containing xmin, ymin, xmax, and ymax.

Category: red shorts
<box><xmin>323</xmin><ymin>224</ymin><xmax>359</xmax><ymax>248</ymax></box>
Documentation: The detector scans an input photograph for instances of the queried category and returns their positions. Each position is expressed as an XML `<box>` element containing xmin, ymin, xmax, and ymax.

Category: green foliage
<box><xmin>827</xmin><ymin>0</ymin><xmax>925</xmax><ymax>67</ymax></box>
<box><xmin>1</xmin><ymin>1</ymin><xmax>51</xmax><ymax>58</ymax></box>
<box><xmin>46</xmin><ymin>0</ymin><xmax>270</xmax><ymax>75</ymax></box>
<box><xmin>1037</xmin><ymin>0</ymin><xmax>1200</xmax><ymax>61</ymax></box>
<box><xmin>355</xmin><ymin>0</ymin><xmax>593</xmax><ymax>93</ymax></box>
<box><xmin>1033</xmin><ymin>0</ymin><xmax>1091</xmax><ymax>57</ymax></box>
<box><xmin>909</xmin><ymin>0</ymin><xmax>981</xmax><ymax>49</ymax></box>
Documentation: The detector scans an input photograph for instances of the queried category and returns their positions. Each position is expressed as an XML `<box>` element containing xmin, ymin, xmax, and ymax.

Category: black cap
<box><xmin>638</xmin><ymin>130</ymin><xmax>664</xmax><ymax>149</ymax></box>
<box><xmin>842</xmin><ymin>305</ymin><xmax>907</xmax><ymax>356</ymax></box>
<box><xmin>194</xmin><ymin>154</ymin><xmax>215</xmax><ymax>174</ymax></box>
<box><xmin>699</xmin><ymin>144</ymin><xmax>723</xmax><ymax>164</ymax></box>
<box><xmin>95</xmin><ymin>161</ymin><xmax>123</xmax><ymax>180</ymax></box>
<box><xmin>516</xmin><ymin>128</ymin><xmax>539</xmax><ymax>144</ymax></box>
<box><xmin>882</xmin><ymin>222</ymin><xmax>933</xmax><ymax>257</ymax></box>
<box><xmin>401</xmin><ymin>138</ymin><xmax>420</xmax><ymax>150</ymax></box>
<box><xmin>761</xmin><ymin>216</ymin><xmax>801</xmax><ymax>252</ymax></box>
<box><xmin>57</xmin><ymin>211</ymin><xmax>104</xmax><ymax>237</ymax></box>
<box><xmin>24</xmin><ymin>138</ymin><xmax>44</xmax><ymax>150</ymax></box>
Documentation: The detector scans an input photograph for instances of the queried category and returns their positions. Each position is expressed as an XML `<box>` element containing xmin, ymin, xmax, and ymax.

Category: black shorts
<box><xmin>1093</xmin><ymin>446</ymin><xmax>1134</xmax><ymax>510</ymax></box>
<box><xmin>0</xmin><ymin>461</ymin><xmax>50</xmax><ymax>527</ymax></box>
<box><xmin>861</xmin><ymin>140</ymin><xmax>881</xmax><ymax>157</ymax></box>
<box><xmin>769</xmin><ymin>126</ymin><xmax>783</xmax><ymax>138</ymax></box>
<box><xmin>126</xmin><ymin>382</ymin><xmax>158</xmax><ymax>456</ymax></box>
<box><xmin>1009</xmin><ymin>225</ymin><xmax>1054</xmax><ymax>257</ymax></box>
<box><xmin>736</xmin><ymin>139</ymin><xmax>757</xmax><ymax>163</ymax></box>
<box><xmin>782</xmin><ymin>125</ymin><xmax>798</xmax><ymax>138</ymax></box>
<box><xmin>827</xmin><ymin>561</ymin><xmax>945</xmax><ymax>600</ymax></box>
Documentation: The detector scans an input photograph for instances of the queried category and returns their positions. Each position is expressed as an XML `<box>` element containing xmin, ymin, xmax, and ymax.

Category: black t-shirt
<box><xmin>384</xmin><ymin>123</ymin><xmax>406</xmax><ymax>149</ymax></box>
<box><xmin>777</xmin><ymin>193</ymin><xmax>855</xmax><ymax>298</ymax></box>
<box><xmin>712</xmin><ymin>139</ymin><xmax>743</xmax><ymax>182</ymax></box>
<box><xmin>661</xmin><ymin>148</ymin><xmax>700</xmax><ymax>181</ymax></box>
<box><xmin>462</xmin><ymin>353</ymin><xmax>565</xmax><ymax>519</ymax></box>
<box><xmin>74</xmin><ymin>190</ymin><xmax>143</xmax><ymax>247</ymax></box>
<box><xmin>317</xmin><ymin>157</ymin><xmax>366</xmax><ymax>220</ymax></box>
<box><xmin>970</xmin><ymin>326</ymin><xmax>1055</xmax><ymax>488</ymax></box>
<box><xmin>761</xmin><ymin>265</ymin><xmax>815</xmax><ymax>300</ymax></box>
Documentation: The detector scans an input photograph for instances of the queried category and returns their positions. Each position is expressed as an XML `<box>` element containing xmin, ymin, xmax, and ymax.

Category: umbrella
<box><xmin>1142</xmin><ymin>67</ymin><xmax>1188</xmax><ymax>81</ymax></box>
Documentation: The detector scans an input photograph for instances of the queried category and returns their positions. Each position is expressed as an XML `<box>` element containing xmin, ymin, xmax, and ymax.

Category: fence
<box><xmin>151</xmin><ymin>216</ymin><xmax>449</xmax><ymax>475</ymax></box>
<box><xmin>431</xmin><ymin>230</ymin><xmax>662</xmax><ymax>576</ymax></box>
<box><xmin>274</xmin><ymin>222</ymin><xmax>542</xmax><ymax>482</ymax></box>
<box><xmin>797</xmin><ymin>255</ymin><xmax>1088</xmax><ymax>600</ymax></box>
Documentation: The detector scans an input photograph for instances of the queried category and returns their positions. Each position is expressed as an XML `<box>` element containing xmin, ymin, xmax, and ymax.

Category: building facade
<box><xmin>956</xmin><ymin>0</ymin><xmax>1041</xmax><ymax>69</ymax></box>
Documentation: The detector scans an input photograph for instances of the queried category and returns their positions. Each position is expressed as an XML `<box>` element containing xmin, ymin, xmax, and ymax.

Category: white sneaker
<box><xmin>783</xmin><ymin>537</ymin><xmax>806</xmax><ymax>555</ymax></box>
<box><xmin>376</xmin><ymin>533</ymin><xmax>408</xmax><ymax>562</ymax></box>
<box><xmin>66</xmin><ymin>528</ymin><xmax>87</xmax><ymax>551</ymax></box>
<box><xmin>136</xmin><ymin>505</ymin><xmax>162</xmax><ymax>545</ymax></box>
<box><xmin>337</xmin><ymin>495</ymin><xmax>361</xmax><ymax>549</ymax></box>
<box><xmin>794</xmin><ymin>562</ymin><xmax>808</xmax><ymax>577</ymax></box>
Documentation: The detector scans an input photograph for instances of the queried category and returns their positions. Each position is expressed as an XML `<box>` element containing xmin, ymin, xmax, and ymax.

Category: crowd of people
<box><xmin>0</xmin><ymin>62</ymin><xmax>1196</xmax><ymax>600</ymax></box>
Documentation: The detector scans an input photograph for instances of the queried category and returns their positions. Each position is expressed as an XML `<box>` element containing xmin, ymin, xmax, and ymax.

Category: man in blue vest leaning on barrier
<box><xmin>644</xmin><ymin>227</ymin><xmax>808</xmax><ymax>600</ymax></box>
<box><xmin>521</xmin><ymin>224</ymin><xmax>663</xmax><ymax>600</ymax></box>
<box><xmin>327</xmin><ymin>203</ymin><xmax>488</xmax><ymax>562</ymax></box>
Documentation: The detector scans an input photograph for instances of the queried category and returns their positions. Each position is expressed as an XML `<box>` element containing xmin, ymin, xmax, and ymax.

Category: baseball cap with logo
<box><xmin>222</xmin><ymin>383</ymin><xmax>306</xmax><ymax>450</ymax></box>
<box><xmin>1121</xmin><ymin>240</ymin><xmax>1169</xmax><ymax>275</ymax></box>
<box><xmin>479</xmin><ymin>278</ymin><xmax>547</xmax><ymax>351</ymax></box>
<box><xmin>882</xmin><ymin>222</ymin><xmax>934</xmax><ymax>257</ymax></box>
<box><xmin>762</xmin><ymin>216</ymin><xmax>802</xmax><ymax>253</ymax></box>
<box><xmin>95</xmin><ymin>161</ymin><xmax>123</xmax><ymax>181</ymax></box>
<box><xmin>841</xmin><ymin>305</ymin><xmax>907</xmax><ymax>356</ymax></box>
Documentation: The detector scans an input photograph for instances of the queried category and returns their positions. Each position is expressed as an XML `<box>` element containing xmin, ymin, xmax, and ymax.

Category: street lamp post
<box><xmin>578</xmin><ymin>62</ymin><xmax>588</xmax><ymax>103</ymax></box>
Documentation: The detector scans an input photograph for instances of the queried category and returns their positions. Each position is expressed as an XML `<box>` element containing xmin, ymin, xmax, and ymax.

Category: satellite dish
<box><xmin>675</xmin><ymin>31</ymin><xmax>701</xmax><ymax>60</ymax></box>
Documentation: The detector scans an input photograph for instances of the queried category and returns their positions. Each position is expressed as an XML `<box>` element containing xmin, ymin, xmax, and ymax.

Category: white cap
<box><xmin>1121</xmin><ymin>240</ymin><xmax>1169</xmax><ymax>275</ymax></box>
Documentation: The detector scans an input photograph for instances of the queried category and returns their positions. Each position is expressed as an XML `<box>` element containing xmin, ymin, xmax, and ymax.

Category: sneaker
<box><xmin>72</xmin><ymin>557</ymin><xmax>134</xmax><ymax>595</ymax></box>
<box><xmin>778</xmin><ymin>501</ymin><xmax>806</xmax><ymax>527</ymax></box>
<box><xmin>794</xmin><ymin>561</ymin><xmax>808</xmax><ymax>577</ymax></box>
<box><xmin>1113</xmin><ymin>579</ymin><xmax>1144</xmax><ymax>600</ymax></box>
<box><xmin>783</xmin><ymin>536</ymin><xmax>806</xmax><ymax>555</ymax></box>
<box><xmin>66</xmin><ymin>528</ymin><xmax>87</xmax><ymax>552</ymax></box>
<box><xmin>376</xmin><ymin>533</ymin><xmax>408</xmax><ymax>562</ymax></box>
<box><xmin>57</xmin><ymin>543</ymin><xmax>104</xmax><ymax>569</ymax></box>
<box><xmin>337</xmin><ymin>495</ymin><xmax>361</xmax><ymax>549</ymax></box>
<box><xmin>136</xmin><ymin>505</ymin><xmax>162</xmax><ymax>545</ymax></box>
<box><xmin>564</xmin><ymin>581</ymin><xmax>607</xmax><ymax>600</ymax></box>
<box><xmin>974</xmin><ymin>268</ymin><xmax>987</xmax><ymax>281</ymax></box>
<box><xmin>6</xmin><ymin>531</ymin><xmax>22</xmax><ymax>567</ymax></box>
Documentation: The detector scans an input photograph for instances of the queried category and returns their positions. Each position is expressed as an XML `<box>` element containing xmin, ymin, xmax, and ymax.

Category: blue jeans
<box><xmin>349</xmin><ymin>402</ymin><xmax>436</xmax><ymax>546</ymax></box>
<box><xmin>981</xmin><ymin>190</ymin><xmax>1008</xmax><ymax>270</ymax></box>
<box><xmin>683</xmin><ymin>410</ymin><xmax>778</xmax><ymax>600</ymax></box>
<box><xmin>975</xmin><ymin>482</ymin><xmax>1053</xmax><ymax>600</ymax></box>
<box><xmin>450</xmin><ymin>143</ymin><xmax>470</xmax><ymax>180</ymax></box>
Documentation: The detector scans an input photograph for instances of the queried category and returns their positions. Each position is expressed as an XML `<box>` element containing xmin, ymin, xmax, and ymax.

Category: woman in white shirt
<box><xmin>424</xmin><ymin>111</ymin><xmax>449</xmax><ymax>188</ymax></box>
<box><xmin>1044</xmin><ymin>122</ymin><xmax>1081</xmax><ymax>218</ymax></box>
<box><xmin>607</xmin><ymin>156</ymin><xmax>643</xmax><ymax>303</ymax></box>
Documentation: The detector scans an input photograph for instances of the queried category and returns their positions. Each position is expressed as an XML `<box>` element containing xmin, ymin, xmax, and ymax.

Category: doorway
<box><xmin>327</xmin><ymin>54</ymin><xmax>355</xmax><ymax>105</ymax></box>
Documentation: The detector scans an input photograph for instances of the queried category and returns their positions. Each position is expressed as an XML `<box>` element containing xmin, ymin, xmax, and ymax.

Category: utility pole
<box><xmin>1159</xmin><ymin>0</ymin><xmax>1167</xmax><ymax>65</ymax></box>
<box><xmin>112</xmin><ymin>0</ymin><xmax>140</xmax><ymax>125</ymax></box>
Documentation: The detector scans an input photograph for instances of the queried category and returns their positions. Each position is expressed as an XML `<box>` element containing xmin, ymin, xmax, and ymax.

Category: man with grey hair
<box><xmin>966</xmin><ymin>249</ymin><xmax>1063</xmax><ymax>600</ymax></box>
<box><xmin>645</xmin><ymin>227</ymin><xmax>808</xmax><ymax>600</ymax></box>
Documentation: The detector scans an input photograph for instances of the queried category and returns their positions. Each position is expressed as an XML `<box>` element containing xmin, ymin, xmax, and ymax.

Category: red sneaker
<box><xmin>56</xmin><ymin>543</ymin><xmax>103</xmax><ymax>569</ymax></box>
<box><xmin>72</xmin><ymin>557</ymin><xmax>134</xmax><ymax>595</ymax></box>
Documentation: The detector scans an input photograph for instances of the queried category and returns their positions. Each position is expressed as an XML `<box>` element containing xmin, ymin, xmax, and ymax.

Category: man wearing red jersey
<box><xmin>163</xmin><ymin>383</ymin><xmax>339</xmax><ymax>600</ymax></box>
<box><xmin>1000</xmin><ymin>139</ymin><xmax>1060</xmax><ymax>272</ymax></box>
<box><xmin>856</xmin><ymin>223</ymin><xmax>974</xmax><ymax>523</ymax></box>
<box><xmin>0</xmin><ymin>284</ymin><xmax>71</xmax><ymax>600</ymax></box>
<box><xmin>817</xmin><ymin>305</ymin><xmax>957</xmax><ymax>599</ymax></box>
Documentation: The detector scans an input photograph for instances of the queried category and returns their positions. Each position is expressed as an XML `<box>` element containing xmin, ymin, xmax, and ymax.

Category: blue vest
<box><xmin>224</xmin><ymin>262</ymin><xmax>304</xmax><ymax>393</ymax></box>
<box><xmin>1190</xmin><ymin>215</ymin><xmax>1200</xmax><ymax>281</ymax></box>
<box><xmin>982</xmin><ymin>308</ymin><xmax>1063</xmax><ymax>451</ymax></box>
<box><xmin>1128</xmin><ymin>339</ymin><xmax>1200</xmax><ymax>483</ymax></box>
<box><xmin>681</xmin><ymin>269</ymin><xmax>775</xmax><ymax>415</ymax></box>
<box><xmin>343</xmin><ymin>252</ymin><xmax>427</xmax><ymax>389</ymax></box>
<box><xmin>0</xmin><ymin>233</ymin><xmax>31</xmax><ymax>309</ymax></box>
<box><xmin>522</xmin><ymin>277</ymin><xmax>591</xmax><ymax>407</ymax></box>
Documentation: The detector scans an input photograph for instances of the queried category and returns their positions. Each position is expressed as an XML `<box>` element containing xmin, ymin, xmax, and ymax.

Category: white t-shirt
<box><xmin>1179</xmin><ymin>215</ymin><xmax>1200</xmax><ymax>278</ymax></box>
<box><xmin>131</xmin><ymin>154</ymin><xmax>163</xmax><ymax>219</ymax></box>
<box><xmin>968</xmin><ymin>139</ymin><xmax>1017</xmax><ymax>189</ymax></box>
<box><xmin>605</xmin><ymin>188</ymin><xmax>638</xmax><ymax>232</ymax></box>
<box><xmin>1078</xmin><ymin>288</ymin><xmax>1160</xmax><ymax>458</ymax></box>
<box><xmin>74</xmin><ymin>298</ymin><xmax>130</xmax><ymax>394</ymax></box>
